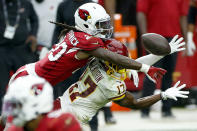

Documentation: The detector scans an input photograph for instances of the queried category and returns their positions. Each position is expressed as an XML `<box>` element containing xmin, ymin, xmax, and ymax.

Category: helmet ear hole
<box><xmin>84</xmin><ymin>24</ymin><xmax>89</xmax><ymax>28</ymax></box>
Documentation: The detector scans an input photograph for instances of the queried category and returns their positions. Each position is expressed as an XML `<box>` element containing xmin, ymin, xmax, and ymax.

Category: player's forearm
<box><xmin>88</xmin><ymin>48</ymin><xmax>143</xmax><ymax>70</ymax></box>
<box><xmin>115</xmin><ymin>92</ymin><xmax>161</xmax><ymax>110</ymax></box>
<box><xmin>132</xmin><ymin>94</ymin><xmax>161</xmax><ymax>109</ymax></box>
<box><xmin>135</xmin><ymin>54</ymin><xmax>164</xmax><ymax>66</ymax></box>
<box><xmin>180</xmin><ymin>16</ymin><xmax>188</xmax><ymax>41</ymax></box>
<box><xmin>106</xmin><ymin>53</ymin><xmax>142</xmax><ymax>70</ymax></box>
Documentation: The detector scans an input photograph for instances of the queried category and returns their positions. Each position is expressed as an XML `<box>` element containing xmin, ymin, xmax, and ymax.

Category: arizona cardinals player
<box><xmin>1</xmin><ymin>76</ymin><xmax>81</xmax><ymax>131</ymax></box>
<box><xmin>8</xmin><ymin>3</ymin><xmax>169</xmax><ymax>87</ymax></box>
<box><xmin>53</xmin><ymin>39</ymin><xmax>189</xmax><ymax>124</ymax></box>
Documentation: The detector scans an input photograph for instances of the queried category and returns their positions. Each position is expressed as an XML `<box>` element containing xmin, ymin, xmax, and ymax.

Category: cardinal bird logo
<box><xmin>31</xmin><ymin>83</ymin><xmax>44</xmax><ymax>96</ymax></box>
<box><xmin>78</xmin><ymin>9</ymin><xmax>91</xmax><ymax>21</ymax></box>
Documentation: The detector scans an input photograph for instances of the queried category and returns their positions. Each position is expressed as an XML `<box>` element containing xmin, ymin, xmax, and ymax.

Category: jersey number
<box><xmin>116</xmin><ymin>84</ymin><xmax>125</xmax><ymax>95</ymax></box>
<box><xmin>69</xmin><ymin>76</ymin><xmax>97</xmax><ymax>102</ymax></box>
<box><xmin>48</xmin><ymin>42</ymin><xmax>67</xmax><ymax>61</ymax></box>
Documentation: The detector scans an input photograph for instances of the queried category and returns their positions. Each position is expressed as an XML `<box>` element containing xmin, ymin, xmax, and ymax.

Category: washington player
<box><xmin>54</xmin><ymin>39</ymin><xmax>189</xmax><ymax>124</ymax></box>
<box><xmin>1</xmin><ymin>76</ymin><xmax>81</xmax><ymax>131</ymax></box>
<box><xmin>9</xmin><ymin>3</ymin><xmax>168</xmax><ymax>87</ymax></box>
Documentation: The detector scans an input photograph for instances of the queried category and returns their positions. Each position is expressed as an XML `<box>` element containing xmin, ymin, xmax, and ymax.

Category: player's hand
<box><xmin>186</xmin><ymin>32</ymin><xmax>196</xmax><ymax>56</ymax></box>
<box><xmin>127</xmin><ymin>69</ymin><xmax>139</xmax><ymax>88</ymax></box>
<box><xmin>161</xmin><ymin>81</ymin><xmax>189</xmax><ymax>101</ymax></box>
<box><xmin>146</xmin><ymin>66</ymin><xmax>166</xmax><ymax>83</ymax></box>
<box><xmin>25</xmin><ymin>35</ymin><xmax>37</xmax><ymax>52</ymax></box>
<box><xmin>139</xmin><ymin>64</ymin><xmax>166</xmax><ymax>83</ymax></box>
<box><xmin>169</xmin><ymin>35</ymin><xmax>185</xmax><ymax>54</ymax></box>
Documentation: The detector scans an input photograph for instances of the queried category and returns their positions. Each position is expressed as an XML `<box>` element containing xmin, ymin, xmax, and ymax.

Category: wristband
<box><xmin>187</xmin><ymin>32</ymin><xmax>193</xmax><ymax>42</ymax></box>
<box><xmin>161</xmin><ymin>92</ymin><xmax>167</xmax><ymax>100</ymax></box>
<box><xmin>139</xmin><ymin>64</ymin><xmax>150</xmax><ymax>73</ymax></box>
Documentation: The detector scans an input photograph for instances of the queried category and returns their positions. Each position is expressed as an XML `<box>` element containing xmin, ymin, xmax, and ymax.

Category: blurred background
<box><xmin>0</xmin><ymin>0</ymin><xmax>197</xmax><ymax>131</ymax></box>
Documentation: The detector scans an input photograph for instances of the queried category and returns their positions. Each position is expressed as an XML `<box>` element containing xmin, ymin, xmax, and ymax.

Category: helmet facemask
<box><xmin>94</xmin><ymin>18</ymin><xmax>113</xmax><ymax>39</ymax></box>
<box><xmin>104</xmin><ymin>61</ymin><xmax>127</xmax><ymax>81</ymax></box>
<box><xmin>2</xmin><ymin>99</ymin><xmax>27</xmax><ymax>127</ymax></box>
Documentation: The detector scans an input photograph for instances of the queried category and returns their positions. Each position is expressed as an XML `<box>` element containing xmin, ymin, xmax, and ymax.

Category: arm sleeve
<box><xmin>75</xmin><ymin>36</ymin><xmax>105</xmax><ymax>51</ymax></box>
<box><xmin>28</xmin><ymin>2</ymin><xmax>39</xmax><ymax>36</ymax></box>
<box><xmin>137</xmin><ymin>0</ymin><xmax>149</xmax><ymax>14</ymax></box>
<box><xmin>52</xmin><ymin>3</ymin><xmax>65</xmax><ymax>45</ymax></box>
<box><xmin>135</xmin><ymin>54</ymin><xmax>164</xmax><ymax>65</ymax></box>
<box><xmin>188</xmin><ymin>6</ymin><xmax>197</xmax><ymax>24</ymax></box>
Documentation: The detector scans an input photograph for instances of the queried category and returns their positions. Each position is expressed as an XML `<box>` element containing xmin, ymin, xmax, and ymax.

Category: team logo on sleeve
<box><xmin>31</xmin><ymin>83</ymin><xmax>44</xmax><ymax>96</ymax></box>
<box><xmin>78</xmin><ymin>9</ymin><xmax>91</xmax><ymax>21</ymax></box>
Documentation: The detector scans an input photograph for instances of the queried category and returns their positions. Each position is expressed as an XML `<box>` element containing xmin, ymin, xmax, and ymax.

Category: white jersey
<box><xmin>60</xmin><ymin>59</ymin><xmax>126</xmax><ymax>123</ymax></box>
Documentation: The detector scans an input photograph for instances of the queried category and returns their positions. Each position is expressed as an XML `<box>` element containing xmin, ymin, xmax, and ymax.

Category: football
<box><xmin>141</xmin><ymin>33</ymin><xmax>171</xmax><ymax>55</ymax></box>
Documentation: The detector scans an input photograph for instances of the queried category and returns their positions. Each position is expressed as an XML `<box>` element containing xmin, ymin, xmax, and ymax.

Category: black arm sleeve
<box><xmin>51</xmin><ymin>3</ymin><xmax>64</xmax><ymax>45</ymax></box>
<box><xmin>28</xmin><ymin>2</ymin><xmax>39</xmax><ymax>36</ymax></box>
<box><xmin>188</xmin><ymin>6</ymin><xmax>197</xmax><ymax>24</ymax></box>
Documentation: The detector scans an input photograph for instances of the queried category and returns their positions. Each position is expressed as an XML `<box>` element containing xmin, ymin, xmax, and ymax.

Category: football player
<box><xmin>1</xmin><ymin>76</ymin><xmax>81</xmax><ymax>131</ymax></box>
<box><xmin>54</xmin><ymin>39</ymin><xmax>189</xmax><ymax>124</ymax></box>
<box><xmin>9</xmin><ymin>3</ymin><xmax>170</xmax><ymax>88</ymax></box>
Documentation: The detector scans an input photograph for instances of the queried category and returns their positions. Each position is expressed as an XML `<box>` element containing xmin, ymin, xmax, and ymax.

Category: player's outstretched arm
<box><xmin>114</xmin><ymin>91</ymin><xmax>161</xmax><ymax>109</ymax></box>
<box><xmin>86</xmin><ymin>48</ymin><xmax>166</xmax><ymax>83</ymax></box>
<box><xmin>136</xmin><ymin>35</ymin><xmax>185</xmax><ymax>66</ymax></box>
<box><xmin>127</xmin><ymin>35</ymin><xmax>185</xmax><ymax>86</ymax></box>
<box><xmin>114</xmin><ymin>81</ymin><xmax>189</xmax><ymax>109</ymax></box>
<box><xmin>86</xmin><ymin>47</ymin><xmax>142</xmax><ymax>70</ymax></box>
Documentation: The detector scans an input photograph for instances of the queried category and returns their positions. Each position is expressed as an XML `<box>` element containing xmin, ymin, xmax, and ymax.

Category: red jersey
<box><xmin>137</xmin><ymin>0</ymin><xmax>189</xmax><ymax>37</ymax></box>
<box><xmin>10</xmin><ymin>31</ymin><xmax>104</xmax><ymax>86</ymax></box>
<box><xmin>5</xmin><ymin>110</ymin><xmax>81</xmax><ymax>131</ymax></box>
<box><xmin>35</xmin><ymin>31</ymin><xmax>104</xmax><ymax>85</ymax></box>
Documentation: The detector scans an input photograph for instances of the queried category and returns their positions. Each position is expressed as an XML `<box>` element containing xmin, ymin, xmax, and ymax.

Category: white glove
<box><xmin>127</xmin><ymin>69</ymin><xmax>139</xmax><ymax>88</ymax></box>
<box><xmin>161</xmin><ymin>81</ymin><xmax>189</xmax><ymax>101</ymax></box>
<box><xmin>169</xmin><ymin>35</ymin><xmax>186</xmax><ymax>54</ymax></box>
<box><xmin>187</xmin><ymin>32</ymin><xmax>196</xmax><ymax>56</ymax></box>
<box><xmin>39</xmin><ymin>47</ymin><xmax>49</xmax><ymax>60</ymax></box>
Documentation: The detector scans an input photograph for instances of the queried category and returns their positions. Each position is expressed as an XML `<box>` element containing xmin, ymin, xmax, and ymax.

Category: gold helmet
<box><xmin>104</xmin><ymin>39</ymin><xmax>129</xmax><ymax>80</ymax></box>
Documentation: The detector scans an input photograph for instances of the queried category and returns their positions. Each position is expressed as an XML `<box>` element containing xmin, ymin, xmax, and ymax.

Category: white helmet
<box><xmin>74</xmin><ymin>2</ymin><xmax>113</xmax><ymax>39</ymax></box>
<box><xmin>2</xmin><ymin>76</ymin><xmax>53</xmax><ymax>126</ymax></box>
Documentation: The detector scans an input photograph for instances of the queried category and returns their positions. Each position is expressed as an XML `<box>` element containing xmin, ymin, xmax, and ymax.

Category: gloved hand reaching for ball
<box><xmin>161</xmin><ymin>81</ymin><xmax>189</xmax><ymax>101</ymax></box>
<box><xmin>169</xmin><ymin>35</ymin><xmax>186</xmax><ymax>54</ymax></box>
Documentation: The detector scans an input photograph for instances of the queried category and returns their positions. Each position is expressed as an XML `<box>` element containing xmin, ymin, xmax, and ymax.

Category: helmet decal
<box><xmin>78</xmin><ymin>9</ymin><xmax>91</xmax><ymax>21</ymax></box>
<box><xmin>31</xmin><ymin>83</ymin><xmax>44</xmax><ymax>96</ymax></box>
<box><xmin>74</xmin><ymin>3</ymin><xmax>113</xmax><ymax>38</ymax></box>
<box><xmin>2</xmin><ymin>76</ymin><xmax>53</xmax><ymax>126</ymax></box>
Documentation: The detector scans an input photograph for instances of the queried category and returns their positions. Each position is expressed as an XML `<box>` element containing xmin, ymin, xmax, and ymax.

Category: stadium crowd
<box><xmin>0</xmin><ymin>0</ymin><xmax>196</xmax><ymax>131</ymax></box>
